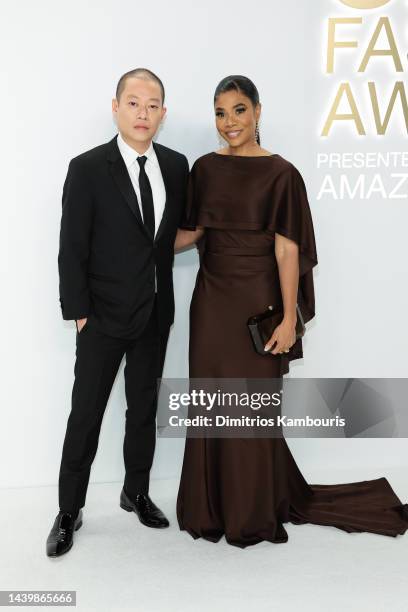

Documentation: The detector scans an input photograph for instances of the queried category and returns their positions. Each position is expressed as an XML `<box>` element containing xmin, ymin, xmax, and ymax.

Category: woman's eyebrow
<box><xmin>215</xmin><ymin>103</ymin><xmax>246</xmax><ymax>111</ymax></box>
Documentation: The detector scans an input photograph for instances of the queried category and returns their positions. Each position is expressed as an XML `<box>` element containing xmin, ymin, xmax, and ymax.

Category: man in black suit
<box><xmin>47</xmin><ymin>68</ymin><xmax>189</xmax><ymax>557</ymax></box>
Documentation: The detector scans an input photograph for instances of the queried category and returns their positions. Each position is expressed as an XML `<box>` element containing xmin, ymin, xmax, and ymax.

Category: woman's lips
<box><xmin>225</xmin><ymin>130</ymin><xmax>242</xmax><ymax>138</ymax></box>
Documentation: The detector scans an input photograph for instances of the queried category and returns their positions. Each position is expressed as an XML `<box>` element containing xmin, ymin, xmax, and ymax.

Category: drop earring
<box><xmin>255</xmin><ymin>121</ymin><xmax>259</xmax><ymax>143</ymax></box>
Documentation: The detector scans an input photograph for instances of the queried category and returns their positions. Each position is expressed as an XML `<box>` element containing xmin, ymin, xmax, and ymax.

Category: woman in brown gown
<box><xmin>174</xmin><ymin>75</ymin><xmax>408</xmax><ymax>548</ymax></box>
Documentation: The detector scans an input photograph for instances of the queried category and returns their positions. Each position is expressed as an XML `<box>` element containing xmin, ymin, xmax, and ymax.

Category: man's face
<box><xmin>112</xmin><ymin>77</ymin><xmax>166</xmax><ymax>150</ymax></box>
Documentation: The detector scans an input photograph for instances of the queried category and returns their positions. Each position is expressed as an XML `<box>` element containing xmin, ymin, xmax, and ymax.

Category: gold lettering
<box><xmin>369</xmin><ymin>81</ymin><xmax>408</xmax><ymax>134</ymax></box>
<box><xmin>322</xmin><ymin>83</ymin><xmax>365</xmax><ymax>136</ymax></box>
<box><xmin>359</xmin><ymin>17</ymin><xmax>403</xmax><ymax>72</ymax></box>
<box><xmin>327</xmin><ymin>18</ymin><xmax>362</xmax><ymax>73</ymax></box>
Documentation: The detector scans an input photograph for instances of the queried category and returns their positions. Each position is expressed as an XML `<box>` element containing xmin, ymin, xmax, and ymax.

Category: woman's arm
<box><xmin>174</xmin><ymin>227</ymin><xmax>205</xmax><ymax>252</ymax></box>
<box><xmin>264</xmin><ymin>232</ymin><xmax>299</xmax><ymax>354</ymax></box>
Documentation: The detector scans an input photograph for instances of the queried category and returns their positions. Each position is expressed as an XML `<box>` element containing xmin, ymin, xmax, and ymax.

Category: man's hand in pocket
<box><xmin>76</xmin><ymin>318</ymin><xmax>88</xmax><ymax>333</ymax></box>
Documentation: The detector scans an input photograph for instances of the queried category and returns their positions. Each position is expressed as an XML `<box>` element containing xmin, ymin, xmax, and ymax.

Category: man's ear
<box><xmin>161</xmin><ymin>106</ymin><xmax>167</xmax><ymax>122</ymax></box>
<box><xmin>112</xmin><ymin>98</ymin><xmax>118</xmax><ymax>125</ymax></box>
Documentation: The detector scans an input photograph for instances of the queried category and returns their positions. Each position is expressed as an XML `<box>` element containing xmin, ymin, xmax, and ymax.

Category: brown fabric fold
<box><xmin>180</xmin><ymin>153</ymin><xmax>318</xmax><ymax>325</ymax></box>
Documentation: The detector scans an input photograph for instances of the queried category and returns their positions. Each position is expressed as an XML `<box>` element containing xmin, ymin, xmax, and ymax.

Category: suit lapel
<box><xmin>153</xmin><ymin>142</ymin><xmax>172</xmax><ymax>243</ymax></box>
<box><xmin>107</xmin><ymin>136</ymin><xmax>150</xmax><ymax>238</ymax></box>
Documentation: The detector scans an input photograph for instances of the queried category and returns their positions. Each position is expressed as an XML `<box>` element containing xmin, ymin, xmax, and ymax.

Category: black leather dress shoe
<box><xmin>46</xmin><ymin>510</ymin><xmax>83</xmax><ymax>557</ymax></box>
<box><xmin>120</xmin><ymin>488</ymin><xmax>169</xmax><ymax>528</ymax></box>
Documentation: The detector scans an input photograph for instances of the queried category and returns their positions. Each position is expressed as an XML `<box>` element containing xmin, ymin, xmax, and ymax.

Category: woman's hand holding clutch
<box><xmin>264</xmin><ymin>318</ymin><xmax>296</xmax><ymax>355</ymax></box>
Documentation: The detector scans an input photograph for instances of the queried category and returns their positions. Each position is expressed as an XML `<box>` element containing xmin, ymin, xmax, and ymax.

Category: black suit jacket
<box><xmin>58</xmin><ymin>135</ymin><xmax>189</xmax><ymax>338</ymax></box>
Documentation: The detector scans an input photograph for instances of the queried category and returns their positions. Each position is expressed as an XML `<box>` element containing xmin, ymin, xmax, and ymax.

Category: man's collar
<box><xmin>116</xmin><ymin>132</ymin><xmax>157</xmax><ymax>168</ymax></box>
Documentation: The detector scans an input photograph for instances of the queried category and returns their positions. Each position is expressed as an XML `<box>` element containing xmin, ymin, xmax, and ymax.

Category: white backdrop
<box><xmin>0</xmin><ymin>0</ymin><xmax>406</xmax><ymax>490</ymax></box>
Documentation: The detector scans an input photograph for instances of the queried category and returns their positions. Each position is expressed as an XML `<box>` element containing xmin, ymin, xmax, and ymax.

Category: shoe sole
<box><xmin>120</xmin><ymin>502</ymin><xmax>169</xmax><ymax>528</ymax></box>
<box><xmin>119</xmin><ymin>502</ymin><xmax>134</xmax><ymax>512</ymax></box>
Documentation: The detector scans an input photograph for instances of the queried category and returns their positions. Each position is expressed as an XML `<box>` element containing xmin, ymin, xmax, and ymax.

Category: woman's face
<box><xmin>214</xmin><ymin>89</ymin><xmax>260</xmax><ymax>149</ymax></box>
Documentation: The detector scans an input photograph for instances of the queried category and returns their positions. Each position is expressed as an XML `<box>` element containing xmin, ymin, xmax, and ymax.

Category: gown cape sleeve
<box><xmin>180</xmin><ymin>154</ymin><xmax>318</xmax><ymax>326</ymax></box>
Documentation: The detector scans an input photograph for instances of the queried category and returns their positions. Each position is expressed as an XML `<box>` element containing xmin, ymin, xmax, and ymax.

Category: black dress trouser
<box><xmin>58</xmin><ymin>297</ymin><xmax>169</xmax><ymax>513</ymax></box>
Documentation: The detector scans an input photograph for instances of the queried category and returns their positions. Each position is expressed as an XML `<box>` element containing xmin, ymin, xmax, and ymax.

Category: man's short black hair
<box><xmin>116</xmin><ymin>68</ymin><xmax>165</xmax><ymax>104</ymax></box>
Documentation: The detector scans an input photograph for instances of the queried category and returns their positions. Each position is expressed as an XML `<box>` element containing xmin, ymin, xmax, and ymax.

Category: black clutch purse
<box><xmin>247</xmin><ymin>303</ymin><xmax>306</xmax><ymax>356</ymax></box>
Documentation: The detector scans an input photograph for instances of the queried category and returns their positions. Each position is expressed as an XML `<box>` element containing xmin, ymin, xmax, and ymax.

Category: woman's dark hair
<box><xmin>214</xmin><ymin>75</ymin><xmax>260</xmax><ymax>145</ymax></box>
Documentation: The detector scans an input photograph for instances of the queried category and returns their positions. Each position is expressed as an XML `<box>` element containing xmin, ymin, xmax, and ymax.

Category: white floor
<box><xmin>1</xmin><ymin>471</ymin><xmax>407</xmax><ymax>612</ymax></box>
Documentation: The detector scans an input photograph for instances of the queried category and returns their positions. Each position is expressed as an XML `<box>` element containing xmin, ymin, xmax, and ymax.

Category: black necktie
<box><xmin>137</xmin><ymin>156</ymin><xmax>155</xmax><ymax>238</ymax></box>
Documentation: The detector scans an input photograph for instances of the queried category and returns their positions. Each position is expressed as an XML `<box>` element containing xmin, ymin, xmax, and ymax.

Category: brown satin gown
<box><xmin>176</xmin><ymin>152</ymin><xmax>408</xmax><ymax>548</ymax></box>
